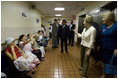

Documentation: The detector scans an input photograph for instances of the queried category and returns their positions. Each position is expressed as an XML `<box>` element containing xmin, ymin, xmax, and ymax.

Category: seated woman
<box><xmin>36</xmin><ymin>30</ymin><xmax>49</xmax><ymax>47</ymax></box>
<box><xmin>5</xmin><ymin>37</ymin><xmax>38</xmax><ymax>77</ymax></box>
<box><xmin>18</xmin><ymin>34</ymin><xmax>40</xmax><ymax>63</ymax></box>
<box><xmin>27</xmin><ymin>33</ymin><xmax>45</xmax><ymax>61</ymax></box>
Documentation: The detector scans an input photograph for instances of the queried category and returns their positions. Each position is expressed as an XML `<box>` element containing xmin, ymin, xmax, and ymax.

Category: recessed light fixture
<box><xmin>56</xmin><ymin>4</ymin><xmax>64</xmax><ymax>6</ymax></box>
<box><xmin>55</xmin><ymin>14</ymin><xmax>61</xmax><ymax>16</ymax></box>
<box><xmin>54</xmin><ymin>8</ymin><xmax>65</xmax><ymax>11</ymax></box>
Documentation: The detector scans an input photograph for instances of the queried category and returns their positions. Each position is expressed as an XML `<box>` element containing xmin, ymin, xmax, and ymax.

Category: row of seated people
<box><xmin>36</xmin><ymin>30</ymin><xmax>49</xmax><ymax>47</ymax></box>
<box><xmin>2</xmin><ymin>30</ymin><xmax>49</xmax><ymax>78</ymax></box>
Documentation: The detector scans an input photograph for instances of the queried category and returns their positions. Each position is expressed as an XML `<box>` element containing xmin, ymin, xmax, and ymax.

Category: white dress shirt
<box><xmin>49</xmin><ymin>26</ymin><xmax>52</xmax><ymax>33</ymax></box>
<box><xmin>70</xmin><ymin>24</ymin><xmax>72</xmax><ymax>30</ymax></box>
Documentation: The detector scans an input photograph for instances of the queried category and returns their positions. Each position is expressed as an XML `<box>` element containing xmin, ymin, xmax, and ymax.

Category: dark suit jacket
<box><xmin>58</xmin><ymin>24</ymin><xmax>69</xmax><ymax>40</ymax></box>
<box><xmin>69</xmin><ymin>24</ymin><xmax>76</xmax><ymax>36</ymax></box>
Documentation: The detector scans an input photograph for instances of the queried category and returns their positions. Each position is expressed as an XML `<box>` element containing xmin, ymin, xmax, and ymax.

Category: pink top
<box><xmin>19</xmin><ymin>41</ymin><xmax>33</xmax><ymax>51</ymax></box>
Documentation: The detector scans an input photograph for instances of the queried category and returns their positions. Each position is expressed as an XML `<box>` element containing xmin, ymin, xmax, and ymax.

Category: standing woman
<box><xmin>100</xmin><ymin>12</ymin><xmax>117</xmax><ymax>77</ymax></box>
<box><xmin>74</xmin><ymin>15</ymin><xmax>96</xmax><ymax>77</ymax></box>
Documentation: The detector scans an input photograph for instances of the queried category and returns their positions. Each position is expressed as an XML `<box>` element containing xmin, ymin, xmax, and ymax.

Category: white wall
<box><xmin>74</xmin><ymin>1</ymin><xmax>110</xmax><ymax>42</ymax></box>
<box><xmin>1</xmin><ymin>1</ymin><xmax>42</xmax><ymax>43</ymax></box>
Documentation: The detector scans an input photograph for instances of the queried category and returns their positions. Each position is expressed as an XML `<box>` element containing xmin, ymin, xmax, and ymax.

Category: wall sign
<box><xmin>48</xmin><ymin>21</ymin><xmax>52</xmax><ymax>23</ymax></box>
<box><xmin>22</xmin><ymin>12</ymin><xmax>27</xmax><ymax>17</ymax></box>
<box><xmin>36</xmin><ymin>18</ymin><xmax>39</xmax><ymax>23</ymax></box>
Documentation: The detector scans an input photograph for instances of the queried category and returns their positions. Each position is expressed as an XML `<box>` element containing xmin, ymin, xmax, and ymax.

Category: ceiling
<box><xmin>30</xmin><ymin>1</ymin><xmax>95</xmax><ymax>18</ymax></box>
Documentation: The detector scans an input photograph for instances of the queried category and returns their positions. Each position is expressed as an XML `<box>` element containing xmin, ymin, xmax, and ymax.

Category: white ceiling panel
<box><xmin>30</xmin><ymin>1</ymin><xmax>95</xmax><ymax>18</ymax></box>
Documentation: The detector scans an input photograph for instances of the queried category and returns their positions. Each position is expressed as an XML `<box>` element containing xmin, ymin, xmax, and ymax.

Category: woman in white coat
<box><xmin>74</xmin><ymin>15</ymin><xmax>96</xmax><ymax>77</ymax></box>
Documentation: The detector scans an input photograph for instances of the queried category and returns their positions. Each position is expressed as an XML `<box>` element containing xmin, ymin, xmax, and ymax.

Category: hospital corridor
<box><xmin>1</xmin><ymin>1</ymin><xmax>117</xmax><ymax>78</ymax></box>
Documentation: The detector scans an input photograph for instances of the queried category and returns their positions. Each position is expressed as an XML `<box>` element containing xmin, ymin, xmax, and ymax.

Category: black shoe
<box><xmin>52</xmin><ymin>46</ymin><xmax>55</xmax><ymax>48</ymax></box>
<box><xmin>71</xmin><ymin>44</ymin><xmax>74</xmax><ymax>46</ymax></box>
<box><xmin>55</xmin><ymin>46</ymin><xmax>58</xmax><ymax>48</ymax></box>
<box><xmin>66</xmin><ymin>50</ymin><xmax>68</xmax><ymax>53</ymax></box>
<box><xmin>61</xmin><ymin>50</ymin><xmax>63</xmax><ymax>53</ymax></box>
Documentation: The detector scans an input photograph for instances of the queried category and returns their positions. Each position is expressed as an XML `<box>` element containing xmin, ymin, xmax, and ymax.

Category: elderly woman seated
<box><xmin>5</xmin><ymin>37</ymin><xmax>40</xmax><ymax>77</ymax></box>
<box><xmin>18</xmin><ymin>34</ymin><xmax>42</xmax><ymax>61</ymax></box>
<box><xmin>36</xmin><ymin>30</ymin><xmax>49</xmax><ymax>47</ymax></box>
<box><xmin>27</xmin><ymin>33</ymin><xmax>45</xmax><ymax>61</ymax></box>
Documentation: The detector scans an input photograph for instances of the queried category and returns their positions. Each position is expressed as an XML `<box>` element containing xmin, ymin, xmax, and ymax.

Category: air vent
<box><xmin>31</xmin><ymin>4</ymin><xmax>36</xmax><ymax>9</ymax></box>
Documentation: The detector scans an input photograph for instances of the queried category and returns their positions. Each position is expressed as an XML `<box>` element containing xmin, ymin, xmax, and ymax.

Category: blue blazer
<box><xmin>101</xmin><ymin>21</ymin><xmax>117</xmax><ymax>50</ymax></box>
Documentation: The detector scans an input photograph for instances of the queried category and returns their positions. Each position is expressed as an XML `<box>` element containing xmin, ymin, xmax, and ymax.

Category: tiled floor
<box><xmin>34</xmin><ymin>39</ymin><xmax>103</xmax><ymax>78</ymax></box>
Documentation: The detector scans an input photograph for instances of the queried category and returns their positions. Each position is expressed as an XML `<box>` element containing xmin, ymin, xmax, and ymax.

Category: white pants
<box><xmin>38</xmin><ymin>46</ymin><xmax>45</xmax><ymax>57</ymax></box>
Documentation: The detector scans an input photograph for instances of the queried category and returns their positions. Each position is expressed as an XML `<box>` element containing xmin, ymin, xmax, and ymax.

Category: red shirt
<box><xmin>5</xmin><ymin>46</ymin><xmax>22</xmax><ymax>58</ymax></box>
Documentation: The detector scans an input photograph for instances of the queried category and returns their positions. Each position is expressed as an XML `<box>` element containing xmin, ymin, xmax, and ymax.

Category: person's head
<box><xmin>71</xmin><ymin>20</ymin><xmax>73</xmax><ymax>24</ymax></box>
<box><xmin>102</xmin><ymin>11</ymin><xmax>115</xmax><ymax>24</ymax></box>
<box><xmin>27</xmin><ymin>33</ymin><xmax>32</xmax><ymax>39</ymax></box>
<box><xmin>41</xmin><ymin>24</ymin><xmax>44</xmax><ymax>28</ymax></box>
<box><xmin>54</xmin><ymin>19</ymin><xmax>58</xmax><ymax>23</ymax></box>
<box><xmin>5</xmin><ymin>37</ymin><xmax>14</xmax><ymax>47</ymax></box>
<box><xmin>19</xmin><ymin>34</ymin><xmax>26</xmax><ymax>42</ymax></box>
<box><xmin>38</xmin><ymin>30</ymin><xmax>40</xmax><ymax>34</ymax></box>
<box><xmin>62</xmin><ymin>20</ymin><xmax>67</xmax><ymax>25</ymax></box>
<box><xmin>83</xmin><ymin>15</ymin><xmax>93</xmax><ymax>27</ymax></box>
<box><xmin>38</xmin><ymin>30</ymin><xmax>43</xmax><ymax>35</ymax></box>
<box><xmin>33</xmin><ymin>35</ymin><xmax>37</xmax><ymax>39</ymax></box>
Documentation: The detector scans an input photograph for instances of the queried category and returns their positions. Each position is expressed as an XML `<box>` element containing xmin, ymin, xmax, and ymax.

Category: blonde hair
<box><xmin>103</xmin><ymin>11</ymin><xmax>115</xmax><ymax>21</ymax></box>
<box><xmin>84</xmin><ymin>15</ymin><xmax>93</xmax><ymax>24</ymax></box>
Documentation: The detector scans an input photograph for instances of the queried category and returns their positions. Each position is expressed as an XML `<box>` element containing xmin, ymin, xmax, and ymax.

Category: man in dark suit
<box><xmin>58</xmin><ymin>20</ymin><xmax>69</xmax><ymax>53</ymax></box>
<box><xmin>69</xmin><ymin>20</ymin><xmax>76</xmax><ymax>46</ymax></box>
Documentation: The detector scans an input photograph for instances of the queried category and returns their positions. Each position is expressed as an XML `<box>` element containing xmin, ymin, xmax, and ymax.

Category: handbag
<box><xmin>104</xmin><ymin>53</ymin><xmax>117</xmax><ymax>75</ymax></box>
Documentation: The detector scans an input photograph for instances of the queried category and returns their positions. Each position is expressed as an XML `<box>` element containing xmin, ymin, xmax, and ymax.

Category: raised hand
<box><xmin>73</xmin><ymin>30</ymin><xmax>78</xmax><ymax>35</ymax></box>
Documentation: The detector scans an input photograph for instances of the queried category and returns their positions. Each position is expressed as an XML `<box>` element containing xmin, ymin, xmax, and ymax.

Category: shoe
<box><xmin>71</xmin><ymin>45</ymin><xmax>74</xmax><ymax>46</ymax></box>
<box><xmin>79</xmin><ymin>67</ymin><xmax>83</xmax><ymax>70</ymax></box>
<box><xmin>66</xmin><ymin>51</ymin><xmax>68</xmax><ymax>53</ymax></box>
<box><xmin>41</xmin><ymin>57</ymin><xmax>45</xmax><ymax>61</ymax></box>
<box><xmin>61</xmin><ymin>50</ymin><xmax>63</xmax><ymax>53</ymax></box>
<box><xmin>55</xmin><ymin>46</ymin><xmax>58</xmax><ymax>48</ymax></box>
<box><xmin>32</xmin><ymin>71</ymin><xmax>36</xmax><ymax>75</ymax></box>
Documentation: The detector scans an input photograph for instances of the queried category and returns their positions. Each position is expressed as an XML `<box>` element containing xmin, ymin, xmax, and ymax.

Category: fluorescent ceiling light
<box><xmin>55</xmin><ymin>14</ymin><xmax>61</xmax><ymax>16</ymax></box>
<box><xmin>89</xmin><ymin>9</ymin><xmax>100</xmax><ymax>14</ymax></box>
<box><xmin>56</xmin><ymin>4</ymin><xmax>64</xmax><ymax>6</ymax></box>
<box><xmin>54</xmin><ymin>8</ymin><xmax>65</xmax><ymax>11</ymax></box>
